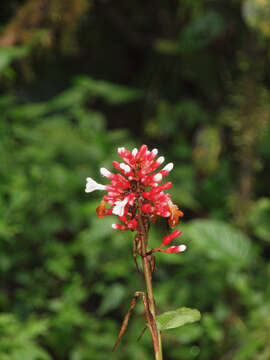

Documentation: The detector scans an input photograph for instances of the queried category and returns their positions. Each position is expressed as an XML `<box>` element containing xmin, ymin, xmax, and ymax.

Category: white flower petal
<box><xmin>85</xmin><ymin>177</ymin><xmax>106</xmax><ymax>193</ymax></box>
<box><xmin>120</xmin><ymin>163</ymin><xmax>127</xmax><ymax>171</ymax></box>
<box><xmin>118</xmin><ymin>147</ymin><xmax>125</xmax><ymax>154</ymax></box>
<box><xmin>120</xmin><ymin>163</ymin><xmax>131</xmax><ymax>173</ymax></box>
<box><xmin>157</xmin><ymin>156</ymin><xmax>165</xmax><ymax>164</ymax></box>
<box><xmin>179</xmin><ymin>244</ymin><xmax>186</xmax><ymax>252</ymax></box>
<box><xmin>112</xmin><ymin>197</ymin><xmax>128</xmax><ymax>217</ymax></box>
<box><xmin>100</xmin><ymin>167</ymin><xmax>111</xmax><ymax>178</ymax></box>
<box><xmin>153</xmin><ymin>173</ymin><xmax>162</xmax><ymax>182</ymax></box>
<box><xmin>162</xmin><ymin>162</ymin><xmax>174</xmax><ymax>172</ymax></box>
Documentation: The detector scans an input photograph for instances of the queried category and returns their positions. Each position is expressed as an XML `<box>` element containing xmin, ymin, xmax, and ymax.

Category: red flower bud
<box><xmin>165</xmin><ymin>245</ymin><xmax>186</xmax><ymax>253</ymax></box>
<box><xmin>142</xmin><ymin>203</ymin><xmax>153</xmax><ymax>213</ymax></box>
<box><xmin>162</xmin><ymin>230</ymin><xmax>182</xmax><ymax>245</ymax></box>
<box><xmin>162</xmin><ymin>235</ymin><xmax>171</xmax><ymax>245</ymax></box>
<box><xmin>112</xmin><ymin>224</ymin><xmax>126</xmax><ymax>230</ymax></box>
<box><xmin>170</xmin><ymin>230</ymin><xmax>182</xmax><ymax>239</ymax></box>
<box><xmin>127</xmin><ymin>219</ymin><xmax>138</xmax><ymax>230</ymax></box>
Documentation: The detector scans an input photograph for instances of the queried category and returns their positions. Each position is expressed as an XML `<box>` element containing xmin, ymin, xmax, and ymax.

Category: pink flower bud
<box><xmin>120</xmin><ymin>163</ymin><xmax>131</xmax><ymax>174</ymax></box>
<box><xmin>118</xmin><ymin>147</ymin><xmax>133</xmax><ymax>165</ymax></box>
<box><xmin>137</xmin><ymin>144</ymin><xmax>148</xmax><ymax>160</ymax></box>
<box><xmin>157</xmin><ymin>156</ymin><xmax>165</xmax><ymax>164</ymax></box>
<box><xmin>112</xmin><ymin>224</ymin><xmax>126</xmax><ymax>231</ymax></box>
<box><xmin>162</xmin><ymin>163</ymin><xmax>174</xmax><ymax>172</ymax></box>
<box><xmin>112</xmin><ymin>161</ymin><xmax>121</xmax><ymax>171</ymax></box>
<box><xmin>100</xmin><ymin>167</ymin><xmax>112</xmax><ymax>178</ymax></box>
<box><xmin>165</xmin><ymin>245</ymin><xmax>186</xmax><ymax>253</ymax></box>
<box><xmin>141</xmin><ymin>173</ymin><xmax>163</xmax><ymax>186</ymax></box>
<box><xmin>150</xmin><ymin>182</ymin><xmax>172</xmax><ymax>196</ymax></box>
<box><xmin>158</xmin><ymin>181</ymin><xmax>173</xmax><ymax>191</ymax></box>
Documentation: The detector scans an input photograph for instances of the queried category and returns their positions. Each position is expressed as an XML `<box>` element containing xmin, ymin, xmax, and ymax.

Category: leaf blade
<box><xmin>156</xmin><ymin>307</ymin><xmax>201</xmax><ymax>331</ymax></box>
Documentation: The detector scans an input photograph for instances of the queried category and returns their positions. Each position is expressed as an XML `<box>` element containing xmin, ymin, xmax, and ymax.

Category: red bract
<box><xmin>85</xmin><ymin>145</ymin><xmax>186</xmax><ymax>254</ymax></box>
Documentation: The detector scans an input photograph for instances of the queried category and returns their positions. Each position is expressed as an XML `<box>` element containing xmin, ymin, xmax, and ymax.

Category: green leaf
<box><xmin>248</xmin><ymin>198</ymin><xmax>270</xmax><ymax>242</ymax></box>
<box><xmin>74</xmin><ymin>76</ymin><xmax>143</xmax><ymax>104</ymax></box>
<box><xmin>232</xmin><ymin>338</ymin><xmax>265</xmax><ymax>360</ymax></box>
<box><xmin>185</xmin><ymin>220</ymin><xmax>253</xmax><ymax>268</ymax></box>
<box><xmin>156</xmin><ymin>307</ymin><xmax>201</xmax><ymax>331</ymax></box>
<box><xmin>98</xmin><ymin>284</ymin><xmax>125</xmax><ymax>315</ymax></box>
<box><xmin>0</xmin><ymin>46</ymin><xmax>29</xmax><ymax>73</ymax></box>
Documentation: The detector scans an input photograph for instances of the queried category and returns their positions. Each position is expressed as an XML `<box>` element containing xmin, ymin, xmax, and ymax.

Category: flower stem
<box><xmin>138</xmin><ymin>199</ymin><xmax>163</xmax><ymax>360</ymax></box>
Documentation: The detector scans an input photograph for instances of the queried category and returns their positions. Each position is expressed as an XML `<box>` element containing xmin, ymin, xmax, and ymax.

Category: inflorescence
<box><xmin>85</xmin><ymin>145</ymin><xmax>186</xmax><ymax>254</ymax></box>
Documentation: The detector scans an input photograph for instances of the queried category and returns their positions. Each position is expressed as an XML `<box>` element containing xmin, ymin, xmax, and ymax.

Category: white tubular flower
<box><xmin>118</xmin><ymin>147</ymin><xmax>125</xmax><ymax>154</ymax></box>
<box><xmin>132</xmin><ymin>148</ymin><xmax>138</xmax><ymax>156</ymax></box>
<box><xmin>112</xmin><ymin>197</ymin><xmax>129</xmax><ymax>216</ymax></box>
<box><xmin>152</xmin><ymin>148</ymin><xmax>158</xmax><ymax>156</ymax></box>
<box><xmin>120</xmin><ymin>163</ymin><xmax>131</xmax><ymax>173</ymax></box>
<box><xmin>179</xmin><ymin>245</ymin><xmax>187</xmax><ymax>252</ymax></box>
<box><xmin>157</xmin><ymin>156</ymin><xmax>165</xmax><ymax>164</ymax></box>
<box><xmin>153</xmin><ymin>173</ymin><xmax>162</xmax><ymax>182</ymax></box>
<box><xmin>85</xmin><ymin>177</ymin><xmax>106</xmax><ymax>193</ymax></box>
<box><xmin>100</xmin><ymin>167</ymin><xmax>111</xmax><ymax>178</ymax></box>
<box><xmin>162</xmin><ymin>162</ymin><xmax>174</xmax><ymax>172</ymax></box>
<box><xmin>112</xmin><ymin>223</ymin><xmax>126</xmax><ymax>230</ymax></box>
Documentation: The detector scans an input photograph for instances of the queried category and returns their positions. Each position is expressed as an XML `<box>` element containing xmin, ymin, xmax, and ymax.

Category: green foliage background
<box><xmin>0</xmin><ymin>0</ymin><xmax>270</xmax><ymax>359</ymax></box>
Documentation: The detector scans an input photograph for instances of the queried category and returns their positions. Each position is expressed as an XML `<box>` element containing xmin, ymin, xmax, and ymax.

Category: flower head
<box><xmin>85</xmin><ymin>145</ymin><xmax>186</xmax><ymax>253</ymax></box>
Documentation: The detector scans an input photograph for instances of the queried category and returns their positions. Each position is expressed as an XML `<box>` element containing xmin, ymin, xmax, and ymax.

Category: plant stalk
<box><xmin>137</xmin><ymin>199</ymin><xmax>163</xmax><ymax>360</ymax></box>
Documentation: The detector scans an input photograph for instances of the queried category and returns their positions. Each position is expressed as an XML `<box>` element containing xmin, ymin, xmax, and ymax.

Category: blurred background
<box><xmin>1</xmin><ymin>0</ymin><xmax>270</xmax><ymax>359</ymax></box>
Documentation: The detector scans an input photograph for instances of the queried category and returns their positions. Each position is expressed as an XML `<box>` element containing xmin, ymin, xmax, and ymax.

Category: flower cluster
<box><xmin>85</xmin><ymin>145</ymin><xmax>186</xmax><ymax>253</ymax></box>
